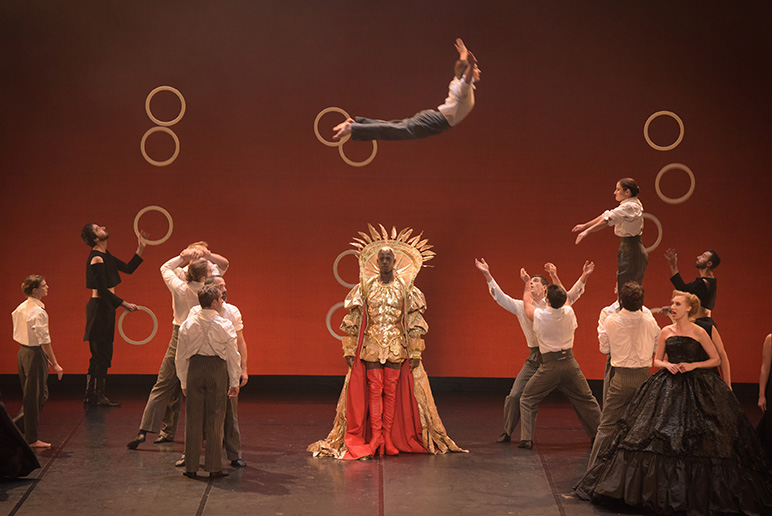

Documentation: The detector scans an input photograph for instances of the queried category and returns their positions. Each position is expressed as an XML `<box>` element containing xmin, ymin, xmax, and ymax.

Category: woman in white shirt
<box><xmin>572</xmin><ymin>178</ymin><xmax>647</xmax><ymax>298</ymax></box>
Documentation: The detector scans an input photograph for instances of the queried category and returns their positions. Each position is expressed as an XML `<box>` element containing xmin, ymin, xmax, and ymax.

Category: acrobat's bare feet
<box><xmin>333</xmin><ymin>118</ymin><xmax>353</xmax><ymax>140</ymax></box>
<box><xmin>29</xmin><ymin>440</ymin><xmax>51</xmax><ymax>448</ymax></box>
<box><xmin>455</xmin><ymin>38</ymin><xmax>468</xmax><ymax>60</ymax></box>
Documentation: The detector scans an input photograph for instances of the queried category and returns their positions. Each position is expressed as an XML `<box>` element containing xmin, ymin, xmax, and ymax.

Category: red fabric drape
<box><xmin>342</xmin><ymin>292</ymin><xmax>426</xmax><ymax>459</ymax></box>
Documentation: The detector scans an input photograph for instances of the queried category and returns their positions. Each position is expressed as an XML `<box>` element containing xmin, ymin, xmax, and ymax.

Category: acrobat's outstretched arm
<box><xmin>572</xmin><ymin>215</ymin><xmax>605</xmax><ymax>244</ymax></box>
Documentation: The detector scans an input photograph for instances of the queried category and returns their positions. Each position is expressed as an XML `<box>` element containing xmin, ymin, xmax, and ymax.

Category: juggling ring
<box><xmin>140</xmin><ymin>126</ymin><xmax>180</xmax><ymax>167</ymax></box>
<box><xmin>333</xmin><ymin>250</ymin><xmax>359</xmax><ymax>288</ymax></box>
<box><xmin>326</xmin><ymin>302</ymin><xmax>346</xmax><ymax>341</ymax></box>
<box><xmin>118</xmin><ymin>306</ymin><xmax>158</xmax><ymax>345</ymax></box>
<box><xmin>644</xmin><ymin>111</ymin><xmax>684</xmax><ymax>151</ymax></box>
<box><xmin>146</xmin><ymin>86</ymin><xmax>186</xmax><ymax>127</ymax></box>
<box><xmin>642</xmin><ymin>213</ymin><xmax>663</xmax><ymax>254</ymax></box>
<box><xmin>314</xmin><ymin>107</ymin><xmax>351</xmax><ymax>147</ymax></box>
<box><xmin>314</xmin><ymin>107</ymin><xmax>378</xmax><ymax>167</ymax></box>
<box><xmin>338</xmin><ymin>140</ymin><xmax>378</xmax><ymax>167</ymax></box>
<box><xmin>655</xmin><ymin>163</ymin><xmax>695</xmax><ymax>205</ymax></box>
<box><xmin>134</xmin><ymin>205</ymin><xmax>174</xmax><ymax>245</ymax></box>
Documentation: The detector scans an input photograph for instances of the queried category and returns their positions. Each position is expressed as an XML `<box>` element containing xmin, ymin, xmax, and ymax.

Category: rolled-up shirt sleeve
<box><xmin>31</xmin><ymin>310</ymin><xmax>51</xmax><ymax>345</ymax></box>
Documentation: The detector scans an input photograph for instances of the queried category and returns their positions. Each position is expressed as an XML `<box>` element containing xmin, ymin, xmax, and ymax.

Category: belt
<box><xmin>541</xmin><ymin>348</ymin><xmax>574</xmax><ymax>363</ymax></box>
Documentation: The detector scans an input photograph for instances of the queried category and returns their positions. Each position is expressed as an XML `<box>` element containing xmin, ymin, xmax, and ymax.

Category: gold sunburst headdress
<box><xmin>349</xmin><ymin>224</ymin><xmax>435</xmax><ymax>288</ymax></box>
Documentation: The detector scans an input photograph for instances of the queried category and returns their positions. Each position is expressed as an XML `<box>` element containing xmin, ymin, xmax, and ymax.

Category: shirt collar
<box><xmin>620</xmin><ymin>196</ymin><xmax>640</xmax><ymax>206</ymax></box>
<box><xmin>199</xmin><ymin>308</ymin><xmax>218</xmax><ymax>321</ymax></box>
<box><xmin>27</xmin><ymin>296</ymin><xmax>45</xmax><ymax>309</ymax></box>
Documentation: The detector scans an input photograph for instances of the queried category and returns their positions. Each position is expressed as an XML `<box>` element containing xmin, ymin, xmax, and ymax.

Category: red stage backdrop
<box><xmin>1</xmin><ymin>1</ymin><xmax>770</xmax><ymax>381</ymax></box>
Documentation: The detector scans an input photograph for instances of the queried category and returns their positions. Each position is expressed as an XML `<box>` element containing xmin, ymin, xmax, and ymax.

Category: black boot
<box><xmin>95</xmin><ymin>377</ymin><xmax>120</xmax><ymax>407</ymax></box>
<box><xmin>84</xmin><ymin>374</ymin><xmax>97</xmax><ymax>405</ymax></box>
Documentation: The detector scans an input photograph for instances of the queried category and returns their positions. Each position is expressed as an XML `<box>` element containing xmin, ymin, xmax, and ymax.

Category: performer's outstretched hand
<box><xmin>345</xmin><ymin>356</ymin><xmax>354</xmax><ymax>368</ymax></box>
<box><xmin>664</xmin><ymin>248</ymin><xmax>678</xmax><ymax>268</ymax></box>
<box><xmin>474</xmin><ymin>258</ymin><xmax>489</xmax><ymax>273</ymax></box>
<box><xmin>333</xmin><ymin>118</ymin><xmax>353</xmax><ymax>141</ymax></box>
<box><xmin>137</xmin><ymin>230</ymin><xmax>149</xmax><ymax>255</ymax></box>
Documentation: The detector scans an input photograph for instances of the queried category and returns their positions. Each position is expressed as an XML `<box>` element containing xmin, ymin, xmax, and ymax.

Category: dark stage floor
<box><xmin>0</xmin><ymin>376</ymin><xmax>762</xmax><ymax>516</ymax></box>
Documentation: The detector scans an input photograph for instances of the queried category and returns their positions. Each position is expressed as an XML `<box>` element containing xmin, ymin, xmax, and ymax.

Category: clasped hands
<box><xmin>664</xmin><ymin>362</ymin><xmax>696</xmax><ymax>374</ymax></box>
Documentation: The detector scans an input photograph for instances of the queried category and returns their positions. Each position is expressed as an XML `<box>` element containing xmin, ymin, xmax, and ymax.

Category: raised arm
<box><xmin>759</xmin><ymin>334</ymin><xmax>772</xmax><ymax>412</ymax></box>
<box><xmin>136</xmin><ymin>231</ymin><xmax>148</xmax><ymax>257</ymax></box>
<box><xmin>476</xmin><ymin>258</ymin><xmax>525</xmax><ymax>315</ymax></box>
<box><xmin>474</xmin><ymin>258</ymin><xmax>494</xmax><ymax>283</ymax></box>
<box><xmin>202</xmin><ymin>248</ymin><xmax>229</xmax><ymax>274</ymax></box>
<box><xmin>522</xmin><ymin>269</ymin><xmax>536</xmax><ymax>321</ymax></box>
<box><xmin>664</xmin><ymin>248</ymin><xmax>679</xmax><ymax>276</ymax></box>
<box><xmin>544</xmin><ymin>262</ymin><xmax>564</xmax><ymax>289</ymax></box>
<box><xmin>161</xmin><ymin>253</ymin><xmax>188</xmax><ymax>292</ymax></box>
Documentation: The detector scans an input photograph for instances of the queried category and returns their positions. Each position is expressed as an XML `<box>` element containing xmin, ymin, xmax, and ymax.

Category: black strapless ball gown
<box><xmin>575</xmin><ymin>335</ymin><xmax>772</xmax><ymax>516</ymax></box>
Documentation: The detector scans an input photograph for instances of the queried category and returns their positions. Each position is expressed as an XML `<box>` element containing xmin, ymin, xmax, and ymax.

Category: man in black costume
<box><xmin>81</xmin><ymin>223</ymin><xmax>146</xmax><ymax>406</ymax></box>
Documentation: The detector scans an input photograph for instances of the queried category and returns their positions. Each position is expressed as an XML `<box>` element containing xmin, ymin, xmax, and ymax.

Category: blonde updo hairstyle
<box><xmin>672</xmin><ymin>290</ymin><xmax>701</xmax><ymax>318</ymax></box>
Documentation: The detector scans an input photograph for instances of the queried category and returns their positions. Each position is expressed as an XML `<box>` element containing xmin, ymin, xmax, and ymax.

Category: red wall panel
<box><xmin>1</xmin><ymin>1</ymin><xmax>770</xmax><ymax>381</ymax></box>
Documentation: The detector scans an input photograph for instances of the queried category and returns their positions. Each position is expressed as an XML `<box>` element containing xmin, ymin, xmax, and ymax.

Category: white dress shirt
<box><xmin>599</xmin><ymin>309</ymin><xmax>660</xmax><ymax>368</ymax></box>
<box><xmin>533</xmin><ymin>306</ymin><xmax>578</xmax><ymax>353</ymax></box>
<box><xmin>161</xmin><ymin>256</ymin><xmax>205</xmax><ymax>326</ymax></box>
<box><xmin>12</xmin><ymin>297</ymin><xmax>50</xmax><ymax>347</ymax></box>
<box><xmin>189</xmin><ymin>302</ymin><xmax>243</xmax><ymax>332</ymax></box>
<box><xmin>487</xmin><ymin>278</ymin><xmax>586</xmax><ymax>349</ymax></box>
<box><xmin>597</xmin><ymin>301</ymin><xmax>654</xmax><ymax>354</ymax></box>
<box><xmin>175</xmin><ymin>308</ymin><xmax>240</xmax><ymax>389</ymax></box>
<box><xmin>603</xmin><ymin>197</ymin><xmax>644</xmax><ymax>237</ymax></box>
<box><xmin>437</xmin><ymin>76</ymin><xmax>475</xmax><ymax>126</ymax></box>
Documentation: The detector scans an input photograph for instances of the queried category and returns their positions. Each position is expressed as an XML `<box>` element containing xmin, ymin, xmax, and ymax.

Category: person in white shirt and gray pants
<box><xmin>519</xmin><ymin>272</ymin><xmax>601</xmax><ymax>450</ymax></box>
<box><xmin>586</xmin><ymin>281</ymin><xmax>660</xmax><ymax>468</ymax></box>
<box><xmin>176</xmin><ymin>285</ymin><xmax>240</xmax><ymax>479</ymax></box>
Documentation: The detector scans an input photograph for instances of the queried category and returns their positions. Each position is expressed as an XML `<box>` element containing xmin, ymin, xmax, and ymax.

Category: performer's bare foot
<box><xmin>333</xmin><ymin>118</ymin><xmax>353</xmax><ymax>140</ymax></box>
<box><xmin>29</xmin><ymin>440</ymin><xmax>51</xmax><ymax>448</ymax></box>
<box><xmin>455</xmin><ymin>38</ymin><xmax>468</xmax><ymax>60</ymax></box>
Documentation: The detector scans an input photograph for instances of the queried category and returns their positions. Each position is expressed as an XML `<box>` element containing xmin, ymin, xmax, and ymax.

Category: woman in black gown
<box><xmin>575</xmin><ymin>291</ymin><xmax>772</xmax><ymax>516</ymax></box>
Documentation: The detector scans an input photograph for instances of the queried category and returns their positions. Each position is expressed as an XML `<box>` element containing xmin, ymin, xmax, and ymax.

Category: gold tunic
<box><xmin>340</xmin><ymin>277</ymin><xmax>428</xmax><ymax>364</ymax></box>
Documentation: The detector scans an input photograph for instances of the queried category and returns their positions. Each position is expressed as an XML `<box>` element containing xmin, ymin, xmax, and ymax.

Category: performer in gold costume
<box><xmin>309</xmin><ymin>225</ymin><xmax>466</xmax><ymax>459</ymax></box>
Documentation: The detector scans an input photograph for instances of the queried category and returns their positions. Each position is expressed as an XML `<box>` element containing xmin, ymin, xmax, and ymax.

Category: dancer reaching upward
<box><xmin>81</xmin><ymin>222</ymin><xmax>146</xmax><ymax>407</ymax></box>
<box><xmin>332</xmin><ymin>39</ymin><xmax>480</xmax><ymax>142</ymax></box>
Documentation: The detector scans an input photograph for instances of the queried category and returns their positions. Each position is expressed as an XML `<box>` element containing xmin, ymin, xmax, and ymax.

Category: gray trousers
<box><xmin>503</xmin><ymin>347</ymin><xmax>541</xmax><ymax>436</ymax></box>
<box><xmin>160</xmin><ymin>366</ymin><xmax>242</xmax><ymax>459</ymax></box>
<box><xmin>16</xmin><ymin>346</ymin><xmax>49</xmax><ymax>443</ymax></box>
<box><xmin>184</xmin><ymin>355</ymin><xmax>228</xmax><ymax>473</ymax></box>
<box><xmin>139</xmin><ymin>326</ymin><xmax>183</xmax><ymax>435</ymax></box>
<box><xmin>617</xmin><ymin>235</ymin><xmax>648</xmax><ymax>297</ymax></box>
<box><xmin>587</xmin><ymin>366</ymin><xmax>649</xmax><ymax>468</ymax></box>
<box><xmin>351</xmin><ymin>110</ymin><xmax>451</xmax><ymax>141</ymax></box>
<box><xmin>520</xmin><ymin>349</ymin><xmax>601</xmax><ymax>442</ymax></box>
